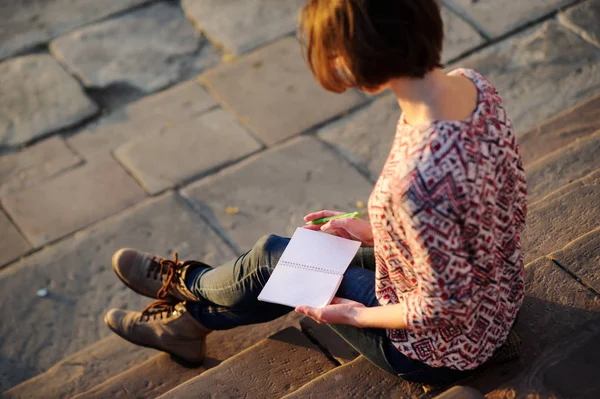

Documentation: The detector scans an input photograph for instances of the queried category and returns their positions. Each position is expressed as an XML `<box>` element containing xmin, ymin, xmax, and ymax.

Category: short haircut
<box><xmin>300</xmin><ymin>0</ymin><xmax>444</xmax><ymax>92</ymax></box>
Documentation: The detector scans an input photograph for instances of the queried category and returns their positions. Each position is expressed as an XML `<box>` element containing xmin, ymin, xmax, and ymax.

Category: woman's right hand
<box><xmin>303</xmin><ymin>210</ymin><xmax>374</xmax><ymax>247</ymax></box>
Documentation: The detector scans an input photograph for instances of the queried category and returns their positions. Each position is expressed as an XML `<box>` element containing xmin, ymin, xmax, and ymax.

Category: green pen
<box><xmin>309</xmin><ymin>211</ymin><xmax>362</xmax><ymax>225</ymax></box>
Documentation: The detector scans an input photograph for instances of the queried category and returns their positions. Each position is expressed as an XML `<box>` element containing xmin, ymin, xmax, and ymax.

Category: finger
<box><xmin>304</xmin><ymin>210</ymin><xmax>344</xmax><ymax>222</ymax></box>
<box><xmin>320</xmin><ymin>218</ymin><xmax>352</xmax><ymax>233</ymax></box>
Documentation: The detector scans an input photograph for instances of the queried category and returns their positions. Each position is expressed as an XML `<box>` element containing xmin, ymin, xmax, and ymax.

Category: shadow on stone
<box><xmin>86</xmin><ymin>82</ymin><xmax>147</xmax><ymax>112</ymax></box>
<box><xmin>467</xmin><ymin>295</ymin><xmax>600</xmax><ymax>396</ymax></box>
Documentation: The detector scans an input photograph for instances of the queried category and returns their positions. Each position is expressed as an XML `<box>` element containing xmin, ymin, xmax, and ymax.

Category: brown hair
<box><xmin>300</xmin><ymin>0</ymin><xmax>444</xmax><ymax>93</ymax></box>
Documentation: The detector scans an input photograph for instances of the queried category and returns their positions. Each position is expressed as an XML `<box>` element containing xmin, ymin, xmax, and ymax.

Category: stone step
<box><xmin>433</xmin><ymin>386</ymin><xmax>485</xmax><ymax>399</ymax></box>
<box><xmin>280</xmin><ymin>355</ymin><xmax>425</xmax><ymax>399</ymax></box>
<box><xmin>549</xmin><ymin>226</ymin><xmax>600</xmax><ymax>294</ymax></box>
<box><xmin>284</xmin><ymin>256</ymin><xmax>600</xmax><ymax>398</ymax></box>
<box><xmin>71</xmin><ymin>354</ymin><xmax>205</xmax><ymax>399</ymax></box>
<box><xmin>68</xmin><ymin>312</ymin><xmax>303</xmax><ymax>399</ymax></box>
<box><xmin>486</xmin><ymin>318</ymin><xmax>600</xmax><ymax>399</ymax></box>
<box><xmin>7</xmin><ymin>309</ymin><xmax>302</xmax><ymax>399</ymax></box>
<box><xmin>526</xmin><ymin>130</ymin><xmax>600</xmax><ymax>203</ymax></box>
<box><xmin>0</xmin><ymin>192</ymin><xmax>235</xmax><ymax>390</ymax></box>
<box><xmin>299</xmin><ymin>317</ymin><xmax>359</xmax><ymax>365</ymax></box>
<box><xmin>464</xmin><ymin>257</ymin><xmax>600</xmax><ymax>396</ymax></box>
<box><xmin>522</xmin><ymin>169</ymin><xmax>600</xmax><ymax>263</ymax></box>
<box><xmin>3</xmin><ymin>336</ymin><xmax>154</xmax><ymax>399</ymax></box>
<box><xmin>157</xmin><ymin>327</ymin><xmax>336</xmax><ymax>399</ymax></box>
<box><xmin>519</xmin><ymin>93</ymin><xmax>600</xmax><ymax>165</ymax></box>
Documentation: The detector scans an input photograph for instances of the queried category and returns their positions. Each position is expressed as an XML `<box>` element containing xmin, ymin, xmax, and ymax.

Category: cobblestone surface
<box><xmin>0</xmin><ymin>193</ymin><xmax>235</xmax><ymax>389</ymax></box>
<box><xmin>115</xmin><ymin>108</ymin><xmax>262</xmax><ymax>194</ymax></box>
<box><xmin>558</xmin><ymin>0</ymin><xmax>600</xmax><ymax>48</ymax></box>
<box><xmin>200</xmin><ymin>37</ymin><xmax>366</xmax><ymax>146</ymax></box>
<box><xmin>454</xmin><ymin>21</ymin><xmax>600</xmax><ymax>134</ymax></box>
<box><xmin>444</xmin><ymin>0</ymin><xmax>578</xmax><ymax>38</ymax></box>
<box><xmin>181</xmin><ymin>137</ymin><xmax>373</xmax><ymax>252</ymax></box>
<box><xmin>0</xmin><ymin>0</ymin><xmax>150</xmax><ymax>61</ymax></box>
<box><xmin>317</xmin><ymin>95</ymin><xmax>399</xmax><ymax>182</ymax></box>
<box><xmin>181</xmin><ymin>0</ymin><xmax>304</xmax><ymax>55</ymax></box>
<box><xmin>2</xmin><ymin>0</ymin><xmax>600</xmax><ymax>397</ymax></box>
<box><xmin>50</xmin><ymin>2</ymin><xmax>214</xmax><ymax>93</ymax></box>
<box><xmin>67</xmin><ymin>80</ymin><xmax>217</xmax><ymax>158</ymax></box>
<box><xmin>0</xmin><ymin>55</ymin><xmax>98</xmax><ymax>147</ymax></box>
<box><xmin>0</xmin><ymin>136</ymin><xmax>81</xmax><ymax>198</ymax></box>
<box><xmin>0</xmin><ymin>209</ymin><xmax>30</xmax><ymax>267</ymax></box>
<box><xmin>2</xmin><ymin>156</ymin><xmax>146</xmax><ymax>247</ymax></box>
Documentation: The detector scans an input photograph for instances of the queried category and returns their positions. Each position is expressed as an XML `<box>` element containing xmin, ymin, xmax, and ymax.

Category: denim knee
<box><xmin>251</xmin><ymin>234</ymin><xmax>288</xmax><ymax>271</ymax></box>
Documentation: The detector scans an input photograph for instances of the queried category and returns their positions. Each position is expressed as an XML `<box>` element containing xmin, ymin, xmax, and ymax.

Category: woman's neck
<box><xmin>389</xmin><ymin>68</ymin><xmax>477</xmax><ymax>126</ymax></box>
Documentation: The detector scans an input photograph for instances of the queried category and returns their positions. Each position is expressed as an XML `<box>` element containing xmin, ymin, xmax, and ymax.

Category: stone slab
<box><xmin>0</xmin><ymin>209</ymin><xmax>30</xmax><ymax>268</ymax></box>
<box><xmin>71</xmin><ymin>353</ymin><xmax>205</xmax><ymax>399</ymax></box>
<box><xmin>281</xmin><ymin>356</ymin><xmax>424</xmax><ymax>399</ymax></box>
<box><xmin>549</xmin><ymin>227</ymin><xmax>600</xmax><ymax>294</ymax></box>
<box><xmin>519</xmin><ymin>94</ymin><xmax>600</xmax><ymax>165</ymax></box>
<box><xmin>559</xmin><ymin>0</ymin><xmax>600</xmax><ymax>48</ymax></box>
<box><xmin>181</xmin><ymin>0</ymin><xmax>304</xmax><ymax>55</ymax></box>
<box><xmin>441</xmin><ymin>6</ymin><xmax>485</xmax><ymax>62</ymax></box>
<box><xmin>317</xmin><ymin>94</ymin><xmax>399</xmax><ymax>182</ymax></box>
<box><xmin>7</xmin><ymin>312</ymin><xmax>303</xmax><ymax>399</ymax></box>
<box><xmin>115</xmin><ymin>109</ymin><xmax>262</xmax><ymax>194</ymax></box>
<box><xmin>526</xmin><ymin>130</ymin><xmax>600</xmax><ymax>203</ymax></box>
<box><xmin>50</xmin><ymin>2</ymin><xmax>215</xmax><ymax>93</ymax></box>
<box><xmin>300</xmin><ymin>317</ymin><xmax>359</xmax><ymax>365</ymax></box>
<box><xmin>158</xmin><ymin>327</ymin><xmax>336</xmax><ymax>399</ymax></box>
<box><xmin>523</xmin><ymin>179</ymin><xmax>600</xmax><ymax>263</ymax></box>
<box><xmin>200</xmin><ymin>37</ymin><xmax>366</xmax><ymax>146</ymax></box>
<box><xmin>452</xmin><ymin>21</ymin><xmax>600</xmax><ymax>134</ymax></box>
<box><xmin>3</xmin><ymin>336</ymin><xmax>155</xmax><ymax>399</ymax></box>
<box><xmin>433</xmin><ymin>386</ymin><xmax>484</xmax><ymax>399</ymax></box>
<box><xmin>1</xmin><ymin>156</ymin><xmax>146</xmax><ymax>247</ymax></box>
<box><xmin>444</xmin><ymin>0</ymin><xmax>577</xmax><ymax>38</ymax></box>
<box><xmin>0</xmin><ymin>136</ymin><xmax>81</xmax><ymax>198</ymax></box>
<box><xmin>0</xmin><ymin>0</ymin><xmax>150</xmax><ymax>61</ymax></box>
<box><xmin>466</xmin><ymin>257</ymin><xmax>600</xmax><ymax>396</ymax></box>
<box><xmin>0</xmin><ymin>55</ymin><xmax>98</xmax><ymax>148</ymax></box>
<box><xmin>67</xmin><ymin>80</ymin><xmax>217</xmax><ymax>159</ymax></box>
<box><xmin>71</xmin><ymin>312</ymin><xmax>303</xmax><ymax>398</ymax></box>
<box><xmin>0</xmin><ymin>193</ymin><xmax>235</xmax><ymax>389</ymax></box>
<box><xmin>181</xmin><ymin>136</ymin><xmax>374</xmax><ymax>253</ymax></box>
<box><xmin>486</xmin><ymin>320</ymin><xmax>600</xmax><ymax>399</ymax></box>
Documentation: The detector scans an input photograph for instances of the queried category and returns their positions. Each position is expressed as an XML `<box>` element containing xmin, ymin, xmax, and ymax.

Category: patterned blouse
<box><xmin>368</xmin><ymin>69</ymin><xmax>527</xmax><ymax>370</ymax></box>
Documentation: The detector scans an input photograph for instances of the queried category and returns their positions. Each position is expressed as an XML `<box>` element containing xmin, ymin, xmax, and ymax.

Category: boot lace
<box><xmin>139</xmin><ymin>300</ymin><xmax>177</xmax><ymax>322</ymax></box>
<box><xmin>147</xmin><ymin>253</ymin><xmax>206</xmax><ymax>299</ymax></box>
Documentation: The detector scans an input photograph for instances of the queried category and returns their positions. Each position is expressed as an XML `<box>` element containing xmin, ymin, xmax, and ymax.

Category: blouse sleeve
<box><xmin>394</xmin><ymin>177</ymin><xmax>477</xmax><ymax>332</ymax></box>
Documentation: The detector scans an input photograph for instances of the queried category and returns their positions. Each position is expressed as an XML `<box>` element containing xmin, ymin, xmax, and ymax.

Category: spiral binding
<box><xmin>279</xmin><ymin>260</ymin><xmax>341</xmax><ymax>276</ymax></box>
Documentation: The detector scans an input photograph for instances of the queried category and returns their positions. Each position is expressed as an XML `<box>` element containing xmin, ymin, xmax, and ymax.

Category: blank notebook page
<box><xmin>258</xmin><ymin>228</ymin><xmax>361</xmax><ymax>308</ymax></box>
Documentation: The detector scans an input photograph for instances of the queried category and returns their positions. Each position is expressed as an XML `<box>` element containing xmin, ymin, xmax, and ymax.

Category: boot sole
<box><xmin>104</xmin><ymin>314</ymin><xmax>204</xmax><ymax>368</ymax></box>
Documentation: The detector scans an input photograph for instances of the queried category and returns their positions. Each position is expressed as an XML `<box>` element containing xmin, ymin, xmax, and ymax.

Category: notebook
<box><xmin>258</xmin><ymin>228</ymin><xmax>362</xmax><ymax>308</ymax></box>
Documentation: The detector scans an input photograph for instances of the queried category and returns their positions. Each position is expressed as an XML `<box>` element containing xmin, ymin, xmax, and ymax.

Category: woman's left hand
<box><xmin>295</xmin><ymin>297</ymin><xmax>366</xmax><ymax>327</ymax></box>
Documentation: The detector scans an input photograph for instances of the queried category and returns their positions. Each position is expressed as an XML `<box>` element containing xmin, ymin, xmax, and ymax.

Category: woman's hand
<box><xmin>303</xmin><ymin>210</ymin><xmax>374</xmax><ymax>247</ymax></box>
<box><xmin>295</xmin><ymin>297</ymin><xmax>366</xmax><ymax>327</ymax></box>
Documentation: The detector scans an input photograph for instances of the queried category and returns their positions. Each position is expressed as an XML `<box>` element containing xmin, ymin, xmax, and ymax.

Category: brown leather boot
<box><xmin>112</xmin><ymin>248</ymin><xmax>209</xmax><ymax>301</ymax></box>
<box><xmin>105</xmin><ymin>300</ymin><xmax>212</xmax><ymax>364</ymax></box>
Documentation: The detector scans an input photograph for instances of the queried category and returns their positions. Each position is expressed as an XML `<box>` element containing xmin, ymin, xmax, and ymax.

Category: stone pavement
<box><xmin>1</xmin><ymin>0</ymin><xmax>600</xmax><ymax>397</ymax></box>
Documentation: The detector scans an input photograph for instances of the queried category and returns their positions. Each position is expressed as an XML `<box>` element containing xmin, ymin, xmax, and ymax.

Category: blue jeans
<box><xmin>185</xmin><ymin>234</ymin><xmax>473</xmax><ymax>385</ymax></box>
